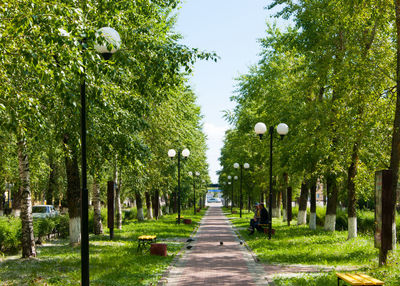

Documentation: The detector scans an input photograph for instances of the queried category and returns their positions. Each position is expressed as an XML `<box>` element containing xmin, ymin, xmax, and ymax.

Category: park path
<box><xmin>164</xmin><ymin>206</ymin><xmax>268</xmax><ymax>286</ymax></box>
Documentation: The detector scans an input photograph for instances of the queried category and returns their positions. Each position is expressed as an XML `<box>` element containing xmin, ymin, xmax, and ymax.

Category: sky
<box><xmin>175</xmin><ymin>0</ymin><xmax>289</xmax><ymax>183</ymax></box>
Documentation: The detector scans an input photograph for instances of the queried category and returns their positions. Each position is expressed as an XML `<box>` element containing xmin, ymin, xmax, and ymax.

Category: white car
<box><xmin>207</xmin><ymin>198</ymin><xmax>221</xmax><ymax>203</ymax></box>
<box><xmin>32</xmin><ymin>205</ymin><xmax>58</xmax><ymax>219</ymax></box>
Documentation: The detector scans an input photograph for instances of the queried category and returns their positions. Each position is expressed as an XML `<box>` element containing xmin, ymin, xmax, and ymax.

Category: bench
<box><xmin>258</xmin><ymin>224</ymin><xmax>275</xmax><ymax>235</ymax></box>
<box><xmin>137</xmin><ymin>235</ymin><xmax>157</xmax><ymax>252</ymax></box>
<box><xmin>336</xmin><ymin>273</ymin><xmax>384</xmax><ymax>286</ymax></box>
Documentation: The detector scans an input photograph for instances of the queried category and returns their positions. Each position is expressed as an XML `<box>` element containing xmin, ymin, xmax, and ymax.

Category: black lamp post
<box><xmin>168</xmin><ymin>148</ymin><xmax>190</xmax><ymax>224</ymax></box>
<box><xmin>234</xmin><ymin>162</ymin><xmax>250</xmax><ymax>218</ymax></box>
<box><xmin>254</xmin><ymin>122</ymin><xmax>289</xmax><ymax>240</ymax></box>
<box><xmin>79</xmin><ymin>27</ymin><xmax>120</xmax><ymax>286</ymax></box>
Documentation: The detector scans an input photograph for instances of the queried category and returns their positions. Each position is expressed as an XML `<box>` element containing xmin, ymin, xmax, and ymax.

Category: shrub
<box><xmin>33</xmin><ymin>218</ymin><xmax>56</xmax><ymax>241</ymax></box>
<box><xmin>0</xmin><ymin>216</ymin><xmax>21</xmax><ymax>254</ymax></box>
<box><xmin>123</xmin><ymin>208</ymin><xmax>137</xmax><ymax>221</ymax></box>
<box><xmin>54</xmin><ymin>214</ymin><xmax>69</xmax><ymax>238</ymax></box>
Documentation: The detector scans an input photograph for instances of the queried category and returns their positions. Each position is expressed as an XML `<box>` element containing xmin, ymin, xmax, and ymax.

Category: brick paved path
<box><xmin>165</xmin><ymin>206</ymin><xmax>268</xmax><ymax>285</ymax></box>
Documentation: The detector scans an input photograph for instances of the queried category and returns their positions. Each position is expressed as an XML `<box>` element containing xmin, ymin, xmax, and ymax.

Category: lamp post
<box><xmin>168</xmin><ymin>148</ymin><xmax>190</xmax><ymax>224</ymax></box>
<box><xmin>234</xmin><ymin>162</ymin><xmax>250</xmax><ymax>218</ymax></box>
<box><xmin>254</xmin><ymin>122</ymin><xmax>289</xmax><ymax>240</ymax></box>
<box><xmin>227</xmin><ymin>176</ymin><xmax>232</xmax><ymax>212</ymax></box>
<box><xmin>80</xmin><ymin>27</ymin><xmax>120</xmax><ymax>286</ymax></box>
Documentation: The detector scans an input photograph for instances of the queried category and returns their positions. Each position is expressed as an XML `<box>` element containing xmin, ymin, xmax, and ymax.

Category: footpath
<box><xmin>163</xmin><ymin>206</ymin><xmax>268</xmax><ymax>285</ymax></box>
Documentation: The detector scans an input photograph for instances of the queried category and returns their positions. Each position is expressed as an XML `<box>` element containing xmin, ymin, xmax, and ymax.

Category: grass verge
<box><xmin>0</xmin><ymin>208</ymin><xmax>206</xmax><ymax>286</ymax></box>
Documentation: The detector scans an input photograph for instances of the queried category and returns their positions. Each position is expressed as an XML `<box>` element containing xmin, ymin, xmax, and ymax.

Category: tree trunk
<box><xmin>92</xmin><ymin>177</ymin><xmax>103</xmax><ymax>235</ymax></box>
<box><xmin>135</xmin><ymin>192</ymin><xmax>144</xmax><ymax>221</ymax></box>
<box><xmin>152</xmin><ymin>190</ymin><xmax>159</xmax><ymax>220</ymax></box>
<box><xmin>114</xmin><ymin>169</ymin><xmax>122</xmax><ymax>230</ymax></box>
<box><xmin>17</xmin><ymin>139</ymin><xmax>36</xmax><ymax>258</ymax></box>
<box><xmin>383</xmin><ymin>0</ymin><xmax>400</xmax><ymax>265</ymax></box>
<box><xmin>64</xmin><ymin>136</ymin><xmax>81</xmax><ymax>245</ymax></box>
<box><xmin>46</xmin><ymin>154</ymin><xmax>57</xmax><ymax>205</ymax></box>
<box><xmin>163</xmin><ymin>194</ymin><xmax>169</xmax><ymax>214</ymax></box>
<box><xmin>271</xmin><ymin>188</ymin><xmax>278</xmax><ymax>218</ymax></box>
<box><xmin>282</xmin><ymin>173</ymin><xmax>288</xmax><ymax>221</ymax></box>
<box><xmin>287</xmin><ymin>186</ymin><xmax>292</xmax><ymax>226</ymax></box>
<box><xmin>276</xmin><ymin>191</ymin><xmax>282</xmax><ymax>218</ymax></box>
<box><xmin>324</xmin><ymin>175</ymin><xmax>338</xmax><ymax>231</ymax></box>
<box><xmin>310</xmin><ymin>182</ymin><xmax>317</xmax><ymax>230</ymax></box>
<box><xmin>347</xmin><ymin>142</ymin><xmax>359</xmax><ymax>239</ymax></box>
<box><xmin>260</xmin><ymin>192</ymin><xmax>264</xmax><ymax>205</ymax></box>
<box><xmin>173</xmin><ymin>190</ymin><xmax>178</xmax><ymax>213</ymax></box>
<box><xmin>298</xmin><ymin>182</ymin><xmax>308</xmax><ymax>225</ymax></box>
<box><xmin>145</xmin><ymin>191</ymin><xmax>153</xmax><ymax>219</ymax></box>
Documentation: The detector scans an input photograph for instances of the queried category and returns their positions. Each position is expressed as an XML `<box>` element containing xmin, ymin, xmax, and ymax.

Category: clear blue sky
<box><xmin>175</xmin><ymin>0</ymin><xmax>289</xmax><ymax>183</ymax></box>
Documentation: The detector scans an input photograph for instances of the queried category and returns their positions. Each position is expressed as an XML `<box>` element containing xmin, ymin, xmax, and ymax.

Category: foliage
<box><xmin>0</xmin><ymin>216</ymin><xmax>21</xmax><ymax>255</ymax></box>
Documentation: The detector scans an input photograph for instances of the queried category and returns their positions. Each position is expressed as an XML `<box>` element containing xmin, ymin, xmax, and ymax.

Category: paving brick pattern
<box><xmin>165</xmin><ymin>206</ymin><xmax>268</xmax><ymax>286</ymax></box>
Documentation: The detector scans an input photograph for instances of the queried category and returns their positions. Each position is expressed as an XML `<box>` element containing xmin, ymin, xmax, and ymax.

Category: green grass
<box><xmin>223</xmin><ymin>207</ymin><xmax>400</xmax><ymax>286</ymax></box>
<box><xmin>0</xmin><ymin>208</ymin><xmax>206</xmax><ymax>286</ymax></box>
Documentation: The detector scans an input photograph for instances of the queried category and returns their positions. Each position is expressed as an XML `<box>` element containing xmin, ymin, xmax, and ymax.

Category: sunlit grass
<box><xmin>0</xmin><ymin>208</ymin><xmax>206</xmax><ymax>285</ymax></box>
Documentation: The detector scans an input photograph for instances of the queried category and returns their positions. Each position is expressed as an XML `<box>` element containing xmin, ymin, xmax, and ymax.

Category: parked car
<box><xmin>32</xmin><ymin>205</ymin><xmax>59</xmax><ymax>219</ymax></box>
<box><xmin>207</xmin><ymin>198</ymin><xmax>220</xmax><ymax>203</ymax></box>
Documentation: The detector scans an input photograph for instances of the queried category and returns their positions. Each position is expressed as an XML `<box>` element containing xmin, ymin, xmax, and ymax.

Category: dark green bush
<box><xmin>54</xmin><ymin>214</ymin><xmax>69</xmax><ymax>238</ymax></box>
<box><xmin>33</xmin><ymin>218</ymin><xmax>56</xmax><ymax>240</ymax></box>
<box><xmin>0</xmin><ymin>216</ymin><xmax>21</xmax><ymax>254</ymax></box>
<box><xmin>123</xmin><ymin>208</ymin><xmax>137</xmax><ymax>221</ymax></box>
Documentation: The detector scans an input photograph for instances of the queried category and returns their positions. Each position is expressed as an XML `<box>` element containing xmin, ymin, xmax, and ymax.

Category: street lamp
<box><xmin>234</xmin><ymin>162</ymin><xmax>250</xmax><ymax>218</ymax></box>
<box><xmin>254</xmin><ymin>122</ymin><xmax>288</xmax><ymax>239</ymax></box>
<box><xmin>80</xmin><ymin>26</ymin><xmax>120</xmax><ymax>286</ymax></box>
<box><xmin>168</xmin><ymin>148</ymin><xmax>190</xmax><ymax>224</ymax></box>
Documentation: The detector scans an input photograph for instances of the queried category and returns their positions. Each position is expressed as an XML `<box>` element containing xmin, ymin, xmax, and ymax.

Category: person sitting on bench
<box><xmin>249</xmin><ymin>203</ymin><xmax>260</xmax><ymax>234</ymax></box>
<box><xmin>250</xmin><ymin>203</ymin><xmax>269</xmax><ymax>234</ymax></box>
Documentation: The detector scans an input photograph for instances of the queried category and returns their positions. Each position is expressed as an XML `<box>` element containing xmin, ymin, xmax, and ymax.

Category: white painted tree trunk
<box><xmin>348</xmin><ymin>217</ymin><xmax>357</xmax><ymax>239</ymax></box>
<box><xmin>0</xmin><ymin>210</ymin><xmax>3</xmax><ymax>216</ymax></box>
<box><xmin>324</xmin><ymin>214</ymin><xmax>336</xmax><ymax>231</ymax></box>
<box><xmin>297</xmin><ymin>210</ymin><xmax>307</xmax><ymax>225</ymax></box>
<box><xmin>158</xmin><ymin>197</ymin><xmax>163</xmax><ymax>217</ymax></box>
<box><xmin>11</xmin><ymin>209</ymin><xmax>21</xmax><ymax>217</ymax></box>
<box><xmin>309</xmin><ymin>212</ymin><xmax>316</xmax><ymax>230</ymax></box>
<box><xmin>272</xmin><ymin>207</ymin><xmax>280</xmax><ymax>218</ymax></box>
<box><xmin>282</xmin><ymin>209</ymin><xmax>287</xmax><ymax>222</ymax></box>
<box><xmin>137</xmin><ymin>207</ymin><xmax>144</xmax><ymax>221</ymax></box>
<box><xmin>69</xmin><ymin>217</ymin><xmax>81</xmax><ymax>245</ymax></box>
<box><xmin>146</xmin><ymin>208</ymin><xmax>153</xmax><ymax>220</ymax></box>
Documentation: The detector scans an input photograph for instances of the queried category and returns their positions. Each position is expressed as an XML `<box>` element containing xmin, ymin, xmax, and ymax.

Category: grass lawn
<box><xmin>0</xmin><ymin>208</ymin><xmax>206</xmax><ymax>286</ymax></box>
<box><xmin>223</xmin><ymin>207</ymin><xmax>400</xmax><ymax>286</ymax></box>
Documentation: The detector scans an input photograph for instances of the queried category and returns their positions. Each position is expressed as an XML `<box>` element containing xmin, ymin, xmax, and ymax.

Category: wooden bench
<box><xmin>336</xmin><ymin>273</ymin><xmax>384</xmax><ymax>286</ymax></box>
<box><xmin>137</xmin><ymin>235</ymin><xmax>157</xmax><ymax>252</ymax></box>
<box><xmin>258</xmin><ymin>224</ymin><xmax>275</xmax><ymax>235</ymax></box>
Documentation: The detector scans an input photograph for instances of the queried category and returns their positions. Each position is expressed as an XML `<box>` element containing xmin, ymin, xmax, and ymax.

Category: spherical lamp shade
<box><xmin>188</xmin><ymin>171</ymin><xmax>193</xmax><ymax>176</ymax></box>
<box><xmin>233</xmin><ymin>163</ymin><xmax>239</xmax><ymax>169</ymax></box>
<box><xmin>94</xmin><ymin>27</ymin><xmax>121</xmax><ymax>54</ymax></box>
<box><xmin>228</xmin><ymin>175</ymin><xmax>232</xmax><ymax>180</ymax></box>
<box><xmin>254</xmin><ymin>122</ymin><xmax>267</xmax><ymax>135</ymax></box>
<box><xmin>277</xmin><ymin>123</ymin><xmax>289</xmax><ymax>136</ymax></box>
<box><xmin>195</xmin><ymin>172</ymin><xmax>200</xmax><ymax>176</ymax></box>
<box><xmin>234</xmin><ymin>176</ymin><xmax>238</xmax><ymax>180</ymax></box>
<box><xmin>168</xmin><ymin>149</ymin><xmax>176</xmax><ymax>158</ymax></box>
<box><xmin>244</xmin><ymin>163</ymin><xmax>250</xmax><ymax>169</ymax></box>
<box><xmin>228</xmin><ymin>182</ymin><xmax>231</xmax><ymax>185</ymax></box>
<box><xmin>182</xmin><ymin>148</ymin><xmax>190</xmax><ymax>158</ymax></box>
<box><xmin>202</xmin><ymin>179</ymin><xmax>205</xmax><ymax>183</ymax></box>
